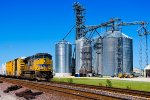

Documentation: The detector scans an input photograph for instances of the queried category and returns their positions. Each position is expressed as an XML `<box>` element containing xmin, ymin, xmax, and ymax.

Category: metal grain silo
<box><xmin>103</xmin><ymin>36</ymin><xmax>117</xmax><ymax>76</ymax></box>
<box><xmin>75</xmin><ymin>37</ymin><xmax>92</xmax><ymax>76</ymax></box>
<box><xmin>82</xmin><ymin>43</ymin><xmax>92</xmax><ymax>75</ymax></box>
<box><xmin>55</xmin><ymin>40</ymin><xmax>72</xmax><ymax>77</ymax></box>
<box><xmin>102</xmin><ymin>31</ymin><xmax>133</xmax><ymax>76</ymax></box>
<box><xmin>122</xmin><ymin>34</ymin><xmax>133</xmax><ymax>74</ymax></box>
<box><xmin>93</xmin><ymin>36</ymin><xmax>103</xmax><ymax>75</ymax></box>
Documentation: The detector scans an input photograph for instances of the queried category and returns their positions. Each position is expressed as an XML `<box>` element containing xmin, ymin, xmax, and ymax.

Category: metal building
<box><xmin>122</xmin><ymin>35</ymin><xmax>133</xmax><ymax>74</ymax></box>
<box><xmin>144</xmin><ymin>64</ymin><xmax>150</xmax><ymax>77</ymax></box>
<box><xmin>55</xmin><ymin>40</ymin><xmax>72</xmax><ymax>77</ymax></box>
<box><xmin>93</xmin><ymin>36</ymin><xmax>103</xmax><ymax>75</ymax></box>
<box><xmin>102</xmin><ymin>31</ymin><xmax>133</xmax><ymax>76</ymax></box>
<box><xmin>82</xmin><ymin>42</ymin><xmax>92</xmax><ymax>76</ymax></box>
<box><xmin>75</xmin><ymin>37</ymin><xmax>92</xmax><ymax>76</ymax></box>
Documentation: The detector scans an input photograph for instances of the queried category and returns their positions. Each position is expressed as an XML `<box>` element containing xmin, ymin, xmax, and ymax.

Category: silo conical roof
<box><xmin>103</xmin><ymin>31</ymin><xmax>132</xmax><ymax>39</ymax></box>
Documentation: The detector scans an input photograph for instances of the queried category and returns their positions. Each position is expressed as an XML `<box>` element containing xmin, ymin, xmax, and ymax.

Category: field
<box><xmin>52</xmin><ymin>77</ymin><xmax>150</xmax><ymax>92</ymax></box>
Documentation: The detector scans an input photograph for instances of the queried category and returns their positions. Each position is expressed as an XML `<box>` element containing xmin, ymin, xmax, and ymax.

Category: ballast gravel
<box><xmin>0</xmin><ymin>82</ymin><xmax>77</xmax><ymax>100</ymax></box>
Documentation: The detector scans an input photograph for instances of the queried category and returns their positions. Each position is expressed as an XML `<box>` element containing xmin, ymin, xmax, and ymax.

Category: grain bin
<box><xmin>122</xmin><ymin>34</ymin><xmax>133</xmax><ymax>74</ymax></box>
<box><xmin>93</xmin><ymin>36</ymin><xmax>103</xmax><ymax>75</ymax></box>
<box><xmin>55</xmin><ymin>40</ymin><xmax>72</xmax><ymax>77</ymax></box>
<box><xmin>75</xmin><ymin>37</ymin><xmax>92</xmax><ymax>76</ymax></box>
<box><xmin>102</xmin><ymin>31</ymin><xmax>133</xmax><ymax>76</ymax></box>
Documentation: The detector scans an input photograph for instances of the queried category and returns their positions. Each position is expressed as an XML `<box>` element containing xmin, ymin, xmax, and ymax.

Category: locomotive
<box><xmin>0</xmin><ymin>53</ymin><xmax>53</xmax><ymax>81</ymax></box>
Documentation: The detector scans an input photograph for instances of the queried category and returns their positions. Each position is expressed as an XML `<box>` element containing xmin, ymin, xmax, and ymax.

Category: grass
<box><xmin>52</xmin><ymin>77</ymin><xmax>150</xmax><ymax>92</ymax></box>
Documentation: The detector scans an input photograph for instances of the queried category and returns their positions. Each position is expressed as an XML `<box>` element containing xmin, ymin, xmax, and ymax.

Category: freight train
<box><xmin>0</xmin><ymin>53</ymin><xmax>53</xmax><ymax>81</ymax></box>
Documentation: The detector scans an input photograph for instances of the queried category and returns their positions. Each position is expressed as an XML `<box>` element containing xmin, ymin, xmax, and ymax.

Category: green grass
<box><xmin>52</xmin><ymin>78</ymin><xmax>150</xmax><ymax>92</ymax></box>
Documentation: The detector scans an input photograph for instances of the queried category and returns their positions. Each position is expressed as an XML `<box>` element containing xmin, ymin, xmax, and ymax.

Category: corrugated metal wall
<box><xmin>55</xmin><ymin>40</ymin><xmax>72</xmax><ymax>74</ymax></box>
<box><xmin>93</xmin><ymin>37</ymin><xmax>103</xmax><ymax>75</ymax></box>
<box><xmin>103</xmin><ymin>37</ymin><xmax>117</xmax><ymax>76</ymax></box>
<box><xmin>123</xmin><ymin>37</ymin><xmax>133</xmax><ymax>73</ymax></box>
<box><xmin>93</xmin><ymin>31</ymin><xmax>133</xmax><ymax>76</ymax></box>
<box><xmin>75</xmin><ymin>37</ymin><xmax>92</xmax><ymax>75</ymax></box>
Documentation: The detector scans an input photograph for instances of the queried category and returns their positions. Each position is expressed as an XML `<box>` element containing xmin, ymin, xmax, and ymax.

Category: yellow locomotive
<box><xmin>5</xmin><ymin>53</ymin><xmax>53</xmax><ymax>81</ymax></box>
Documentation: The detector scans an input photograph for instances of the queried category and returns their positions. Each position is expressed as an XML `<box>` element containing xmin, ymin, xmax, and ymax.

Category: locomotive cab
<box><xmin>21</xmin><ymin>53</ymin><xmax>53</xmax><ymax>81</ymax></box>
<box><xmin>34</xmin><ymin>53</ymin><xmax>53</xmax><ymax>81</ymax></box>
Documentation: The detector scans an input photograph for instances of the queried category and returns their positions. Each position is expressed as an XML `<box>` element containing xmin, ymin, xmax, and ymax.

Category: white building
<box><xmin>133</xmin><ymin>67</ymin><xmax>142</xmax><ymax>73</ymax></box>
<box><xmin>144</xmin><ymin>64</ymin><xmax>150</xmax><ymax>77</ymax></box>
<box><xmin>0</xmin><ymin>63</ymin><xmax>6</xmax><ymax>75</ymax></box>
<box><xmin>133</xmin><ymin>67</ymin><xmax>143</xmax><ymax>77</ymax></box>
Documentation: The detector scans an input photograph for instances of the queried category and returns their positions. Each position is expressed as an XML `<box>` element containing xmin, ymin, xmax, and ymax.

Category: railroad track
<box><xmin>0</xmin><ymin>77</ymin><xmax>120</xmax><ymax>100</ymax></box>
<box><xmin>1</xmin><ymin>77</ymin><xmax>150</xmax><ymax>100</ymax></box>
<box><xmin>50</xmin><ymin>81</ymin><xmax>150</xmax><ymax>98</ymax></box>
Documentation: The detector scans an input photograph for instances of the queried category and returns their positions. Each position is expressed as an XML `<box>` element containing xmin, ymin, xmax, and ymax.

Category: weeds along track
<box><xmin>1</xmin><ymin>78</ymin><xmax>120</xmax><ymax>100</ymax></box>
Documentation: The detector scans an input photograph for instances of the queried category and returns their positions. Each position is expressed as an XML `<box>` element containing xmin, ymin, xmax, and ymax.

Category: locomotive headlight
<box><xmin>40</xmin><ymin>66</ymin><xmax>44</xmax><ymax>70</ymax></box>
<box><xmin>44</xmin><ymin>59</ymin><xmax>46</xmax><ymax>63</ymax></box>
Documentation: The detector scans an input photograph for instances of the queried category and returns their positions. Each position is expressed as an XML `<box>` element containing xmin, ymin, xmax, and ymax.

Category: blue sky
<box><xmin>0</xmin><ymin>0</ymin><xmax>150</xmax><ymax>69</ymax></box>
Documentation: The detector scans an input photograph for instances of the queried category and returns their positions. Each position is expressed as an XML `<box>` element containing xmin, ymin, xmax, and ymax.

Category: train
<box><xmin>0</xmin><ymin>53</ymin><xmax>53</xmax><ymax>81</ymax></box>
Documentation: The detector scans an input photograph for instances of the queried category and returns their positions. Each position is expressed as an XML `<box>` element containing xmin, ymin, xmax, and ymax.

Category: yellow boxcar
<box><xmin>6</xmin><ymin>61</ymin><xmax>14</xmax><ymax>76</ymax></box>
<box><xmin>16</xmin><ymin>58</ymin><xmax>25</xmax><ymax>77</ymax></box>
<box><xmin>6</xmin><ymin>58</ymin><xmax>25</xmax><ymax>77</ymax></box>
<box><xmin>5</xmin><ymin>53</ymin><xmax>53</xmax><ymax>80</ymax></box>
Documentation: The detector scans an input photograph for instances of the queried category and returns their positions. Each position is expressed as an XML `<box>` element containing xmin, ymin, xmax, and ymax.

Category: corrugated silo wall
<box><xmin>102</xmin><ymin>36</ymin><xmax>133</xmax><ymax>76</ymax></box>
<box><xmin>103</xmin><ymin>37</ymin><xmax>118</xmax><ymax>76</ymax></box>
<box><xmin>82</xmin><ymin>44</ymin><xmax>92</xmax><ymax>73</ymax></box>
<box><xmin>75</xmin><ymin>38</ymin><xmax>84</xmax><ymax>74</ymax></box>
<box><xmin>75</xmin><ymin>37</ymin><xmax>92</xmax><ymax>75</ymax></box>
<box><xmin>123</xmin><ymin>38</ymin><xmax>133</xmax><ymax>73</ymax></box>
<box><xmin>75</xmin><ymin>37</ymin><xmax>88</xmax><ymax>74</ymax></box>
<box><xmin>55</xmin><ymin>41</ymin><xmax>72</xmax><ymax>74</ymax></box>
<box><xmin>93</xmin><ymin>37</ymin><xmax>103</xmax><ymax>75</ymax></box>
<box><xmin>102</xmin><ymin>37</ymin><xmax>118</xmax><ymax>76</ymax></box>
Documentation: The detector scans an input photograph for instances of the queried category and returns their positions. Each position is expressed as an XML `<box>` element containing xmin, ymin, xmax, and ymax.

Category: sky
<box><xmin>0</xmin><ymin>0</ymin><xmax>150</xmax><ymax>69</ymax></box>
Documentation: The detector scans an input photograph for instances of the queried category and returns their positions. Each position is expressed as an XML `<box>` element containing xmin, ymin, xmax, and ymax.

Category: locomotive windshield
<box><xmin>44</xmin><ymin>54</ymin><xmax>52</xmax><ymax>59</ymax></box>
<box><xmin>35</xmin><ymin>54</ymin><xmax>43</xmax><ymax>59</ymax></box>
<box><xmin>34</xmin><ymin>53</ymin><xmax>52</xmax><ymax>59</ymax></box>
<box><xmin>38</xmin><ymin>64</ymin><xmax>51</xmax><ymax>67</ymax></box>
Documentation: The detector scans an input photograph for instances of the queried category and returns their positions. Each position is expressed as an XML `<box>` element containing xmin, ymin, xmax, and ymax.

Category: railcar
<box><xmin>2</xmin><ymin>53</ymin><xmax>53</xmax><ymax>81</ymax></box>
<box><xmin>22</xmin><ymin>53</ymin><xmax>53</xmax><ymax>81</ymax></box>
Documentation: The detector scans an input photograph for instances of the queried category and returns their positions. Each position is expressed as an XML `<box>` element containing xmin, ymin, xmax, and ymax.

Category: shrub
<box><xmin>106</xmin><ymin>79</ymin><xmax>112</xmax><ymax>87</ymax></box>
<box><xmin>126</xmin><ymin>85</ymin><xmax>131</xmax><ymax>89</ymax></box>
<box><xmin>59</xmin><ymin>78</ymin><xmax>64</xmax><ymax>82</ymax></box>
<box><xmin>67</xmin><ymin>78</ymin><xmax>73</xmax><ymax>83</ymax></box>
<box><xmin>98</xmin><ymin>83</ymin><xmax>102</xmax><ymax>86</ymax></box>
